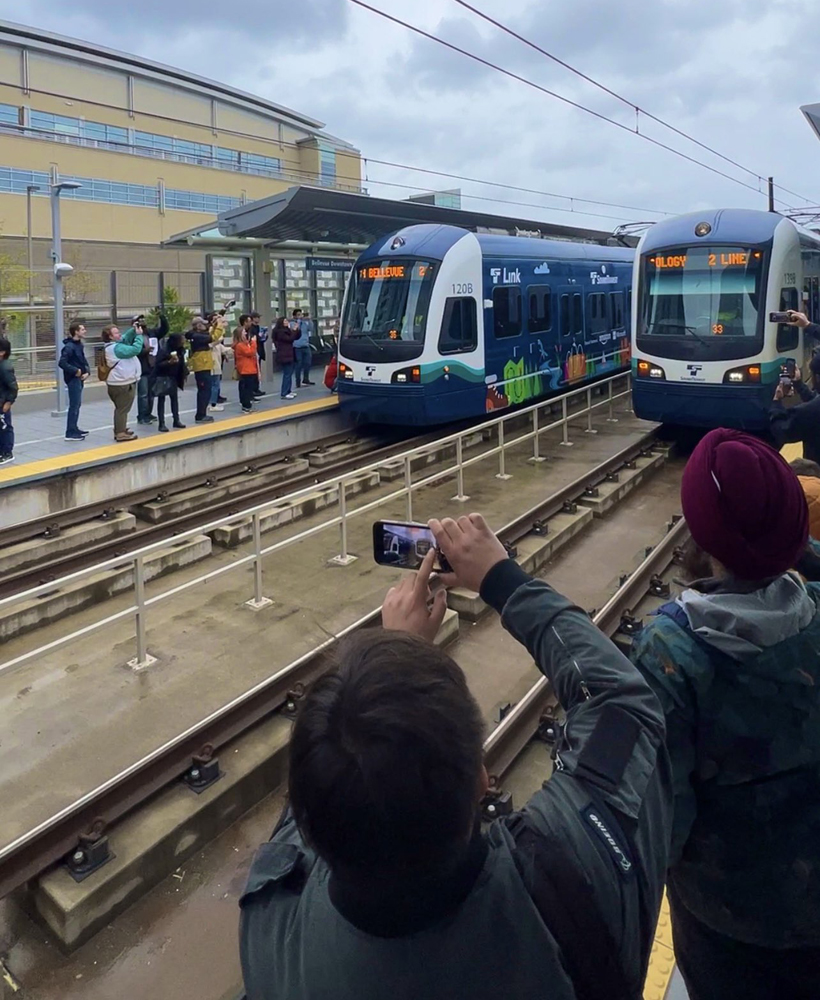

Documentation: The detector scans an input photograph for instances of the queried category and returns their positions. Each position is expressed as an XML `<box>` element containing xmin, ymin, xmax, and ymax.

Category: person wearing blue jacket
<box><xmin>58</xmin><ymin>321</ymin><xmax>90</xmax><ymax>441</ymax></box>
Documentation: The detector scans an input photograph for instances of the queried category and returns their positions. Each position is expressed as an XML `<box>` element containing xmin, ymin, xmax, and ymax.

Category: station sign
<box><xmin>305</xmin><ymin>257</ymin><xmax>354</xmax><ymax>272</ymax></box>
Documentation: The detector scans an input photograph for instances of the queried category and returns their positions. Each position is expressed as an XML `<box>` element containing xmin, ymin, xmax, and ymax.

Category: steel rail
<box><xmin>483</xmin><ymin>517</ymin><xmax>690</xmax><ymax>776</ymax></box>
<box><xmin>0</xmin><ymin>415</ymin><xmax>655</xmax><ymax>899</ymax></box>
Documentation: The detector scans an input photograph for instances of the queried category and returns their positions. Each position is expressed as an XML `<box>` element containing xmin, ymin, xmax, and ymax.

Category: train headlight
<box><xmin>636</xmin><ymin>359</ymin><xmax>666</xmax><ymax>379</ymax></box>
<box><xmin>723</xmin><ymin>365</ymin><xmax>761</xmax><ymax>384</ymax></box>
<box><xmin>391</xmin><ymin>366</ymin><xmax>422</xmax><ymax>384</ymax></box>
<box><xmin>339</xmin><ymin>363</ymin><xmax>354</xmax><ymax>381</ymax></box>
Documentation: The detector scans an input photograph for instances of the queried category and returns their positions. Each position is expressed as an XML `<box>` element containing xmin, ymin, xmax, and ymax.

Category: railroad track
<box><xmin>0</xmin><ymin>424</ymin><xmax>478</xmax><ymax>600</ymax></box>
<box><xmin>0</xmin><ymin>428</ymin><xmax>683</xmax><ymax>900</ymax></box>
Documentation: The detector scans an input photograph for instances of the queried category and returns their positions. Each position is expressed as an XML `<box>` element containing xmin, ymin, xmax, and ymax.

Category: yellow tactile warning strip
<box><xmin>644</xmin><ymin>892</ymin><xmax>676</xmax><ymax>1000</ymax></box>
<box><xmin>0</xmin><ymin>395</ymin><xmax>339</xmax><ymax>487</ymax></box>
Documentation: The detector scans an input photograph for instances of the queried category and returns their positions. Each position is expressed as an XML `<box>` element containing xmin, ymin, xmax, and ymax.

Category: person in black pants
<box><xmin>185</xmin><ymin>316</ymin><xmax>216</xmax><ymax>424</ymax></box>
<box><xmin>153</xmin><ymin>334</ymin><xmax>187</xmax><ymax>432</ymax></box>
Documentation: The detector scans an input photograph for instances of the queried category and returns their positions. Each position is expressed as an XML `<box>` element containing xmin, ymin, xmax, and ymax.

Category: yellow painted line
<box><xmin>644</xmin><ymin>891</ymin><xmax>677</xmax><ymax>1000</ymax></box>
<box><xmin>0</xmin><ymin>395</ymin><xmax>339</xmax><ymax>487</ymax></box>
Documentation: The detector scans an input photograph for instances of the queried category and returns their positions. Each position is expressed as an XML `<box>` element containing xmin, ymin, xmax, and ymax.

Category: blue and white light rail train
<box><xmin>631</xmin><ymin>208</ymin><xmax>820</xmax><ymax>430</ymax></box>
<box><xmin>336</xmin><ymin>224</ymin><xmax>634</xmax><ymax>425</ymax></box>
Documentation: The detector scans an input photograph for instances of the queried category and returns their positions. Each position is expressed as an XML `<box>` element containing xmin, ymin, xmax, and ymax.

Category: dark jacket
<box><xmin>770</xmin><ymin>377</ymin><xmax>820</xmax><ymax>464</ymax></box>
<box><xmin>152</xmin><ymin>343</ymin><xmax>187</xmax><ymax>391</ymax></box>
<box><xmin>0</xmin><ymin>358</ymin><xmax>17</xmax><ymax>407</ymax></box>
<box><xmin>138</xmin><ymin>315</ymin><xmax>169</xmax><ymax>377</ymax></box>
<box><xmin>272</xmin><ymin>324</ymin><xmax>297</xmax><ymax>365</ymax></box>
<box><xmin>251</xmin><ymin>323</ymin><xmax>267</xmax><ymax>362</ymax></box>
<box><xmin>239</xmin><ymin>561</ymin><xmax>672</xmax><ymax>1000</ymax></box>
<box><xmin>58</xmin><ymin>337</ymin><xmax>89</xmax><ymax>384</ymax></box>
<box><xmin>631</xmin><ymin>574</ymin><xmax>820</xmax><ymax>948</ymax></box>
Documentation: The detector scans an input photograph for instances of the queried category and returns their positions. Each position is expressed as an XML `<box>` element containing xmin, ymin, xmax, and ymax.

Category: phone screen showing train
<box><xmin>372</xmin><ymin>521</ymin><xmax>448</xmax><ymax>571</ymax></box>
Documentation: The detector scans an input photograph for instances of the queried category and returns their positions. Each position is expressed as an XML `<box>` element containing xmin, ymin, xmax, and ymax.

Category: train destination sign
<box><xmin>648</xmin><ymin>249</ymin><xmax>762</xmax><ymax>270</ymax></box>
<box><xmin>358</xmin><ymin>264</ymin><xmax>431</xmax><ymax>281</ymax></box>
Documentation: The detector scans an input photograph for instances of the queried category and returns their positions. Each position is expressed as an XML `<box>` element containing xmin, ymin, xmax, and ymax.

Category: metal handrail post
<box><xmin>607</xmin><ymin>378</ymin><xmax>618</xmax><ymax>422</ymax></box>
<box><xmin>496</xmin><ymin>419</ymin><xmax>512</xmax><ymax>480</ymax></box>
<box><xmin>585</xmin><ymin>387</ymin><xmax>597</xmax><ymax>434</ymax></box>
<box><xmin>405</xmin><ymin>456</ymin><xmax>414</xmax><ymax>521</ymax></box>
<box><xmin>245</xmin><ymin>512</ymin><xmax>273</xmax><ymax>610</ymax></box>
<box><xmin>452</xmin><ymin>434</ymin><xmax>470</xmax><ymax>501</ymax></box>
<box><xmin>330</xmin><ymin>479</ymin><xmax>357</xmax><ymax>565</ymax></box>
<box><xmin>530</xmin><ymin>406</ymin><xmax>547</xmax><ymax>463</ymax></box>
<box><xmin>559</xmin><ymin>396</ymin><xmax>573</xmax><ymax>447</ymax></box>
<box><xmin>128</xmin><ymin>555</ymin><xmax>157</xmax><ymax>670</ymax></box>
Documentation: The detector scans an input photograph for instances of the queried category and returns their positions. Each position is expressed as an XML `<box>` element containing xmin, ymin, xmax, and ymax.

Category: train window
<box><xmin>560</xmin><ymin>294</ymin><xmax>570</xmax><ymax>339</ymax></box>
<box><xmin>528</xmin><ymin>285</ymin><xmax>553</xmax><ymax>333</ymax></box>
<box><xmin>493</xmin><ymin>287</ymin><xmax>522</xmax><ymax>338</ymax></box>
<box><xmin>439</xmin><ymin>297</ymin><xmax>478</xmax><ymax>354</ymax></box>
<box><xmin>777</xmin><ymin>287</ymin><xmax>800</xmax><ymax>350</ymax></box>
<box><xmin>587</xmin><ymin>293</ymin><xmax>609</xmax><ymax>336</ymax></box>
<box><xmin>572</xmin><ymin>294</ymin><xmax>583</xmax><ymax>336</ymax></box>
<box><xmin>611</xmin><ymin>291</ymin><xmax>626</xmax><ymax>330</ymax></box>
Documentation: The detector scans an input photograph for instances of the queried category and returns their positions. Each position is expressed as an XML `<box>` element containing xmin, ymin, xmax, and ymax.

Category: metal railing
<box><xmin>0</xmin><ymin>373</ymin><xmax>631</xmax><ymax>676</ymax></box>
<box><xmin>10</xmin><ymin>343</ymin><xmax>106</xmax><ymax>388</ymax></box>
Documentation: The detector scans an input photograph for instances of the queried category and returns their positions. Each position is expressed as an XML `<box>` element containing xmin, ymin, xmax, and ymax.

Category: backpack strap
<box><xmin>508</xmin><ymin>808</ymin><xmax>643</xmax><ymax>1000</ymax></box>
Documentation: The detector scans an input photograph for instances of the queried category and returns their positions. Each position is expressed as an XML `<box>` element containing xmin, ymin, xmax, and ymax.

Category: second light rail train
<box><xmin>631</xmin><ymin>208</ymin><xmax>820</xmax><ymax>430</ymax></box>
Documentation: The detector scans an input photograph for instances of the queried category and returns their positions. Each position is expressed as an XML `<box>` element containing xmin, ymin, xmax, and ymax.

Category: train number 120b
<box><xmin>452</xmin><ymin>283</ymin><xmax>474</xmax><ymax>295</ymax></box>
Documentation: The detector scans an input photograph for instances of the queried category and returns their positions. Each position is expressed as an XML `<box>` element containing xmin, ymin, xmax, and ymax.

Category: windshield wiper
<box><xmin>345</xmin><ymin>330</ymin><xmax>384</xmax><ymax>352</ymax></box>
<box><xmin>650</xmin><ymin>321</ymin><xmax>709</xmax><ymax>346</ymax></box>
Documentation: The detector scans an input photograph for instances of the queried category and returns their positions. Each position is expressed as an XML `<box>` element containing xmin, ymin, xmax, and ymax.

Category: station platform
<box><xmin>0</xmin><ymin>378</ymin><xmax>350</xmax><ymax>529</ymax></box>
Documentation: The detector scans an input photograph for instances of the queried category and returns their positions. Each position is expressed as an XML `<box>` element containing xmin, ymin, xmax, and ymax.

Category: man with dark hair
<box><xmin>59</xmin><ymin>321</ymin><xmax>90</xmax><ymax>441</ymax></box>
<box><xmin>240</xmin><ymin>515</ymin><xmax>672</xmax><ymax>1000</ymax></box>
<box><xmin>249</xmin><ymin>310</ymin><xmax>266</xmax><ymax>399</ymax></box>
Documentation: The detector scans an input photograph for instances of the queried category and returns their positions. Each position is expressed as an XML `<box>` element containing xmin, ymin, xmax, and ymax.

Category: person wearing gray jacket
<box><xmin>239</xmin><ymin>514</ymin><xmax>672</xmax><ymax>1000</ymax></box>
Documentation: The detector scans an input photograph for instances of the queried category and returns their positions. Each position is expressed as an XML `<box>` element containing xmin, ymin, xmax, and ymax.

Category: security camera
<box><xmin>53</xmin><ymin>261</ymin><xmax>74</xmax><ymax>279</ymax></box>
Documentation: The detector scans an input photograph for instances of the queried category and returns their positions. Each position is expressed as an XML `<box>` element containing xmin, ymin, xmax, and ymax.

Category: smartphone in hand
<box><xmin>373</xmin><ymin>521</ymin><xmax>451</xmax><ymax>572</ymax></box>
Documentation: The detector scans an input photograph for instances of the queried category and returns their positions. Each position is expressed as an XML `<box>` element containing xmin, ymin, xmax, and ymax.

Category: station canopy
<box><xmin>216</xmin><ymin>185</ymin><xmax>625</xmax><ymax>247</ymax></box>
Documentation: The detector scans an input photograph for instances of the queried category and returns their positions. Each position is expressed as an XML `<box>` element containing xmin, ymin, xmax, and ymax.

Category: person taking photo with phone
<box><xmin>239</xmin><ymin>514</ymin><xmax>672</xmax><ymax>1000</ymax></box>
<box><xmin>770</xmin><ymin>356</ymin><xmax>820</xmax><ymax>464</ymax></box>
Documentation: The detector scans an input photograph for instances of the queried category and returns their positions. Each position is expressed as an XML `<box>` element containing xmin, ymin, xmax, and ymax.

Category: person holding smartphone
<box><xmin>771</xmin><ymin>355</ymin><xmax>820</xmax><ymax>463</ymax></box>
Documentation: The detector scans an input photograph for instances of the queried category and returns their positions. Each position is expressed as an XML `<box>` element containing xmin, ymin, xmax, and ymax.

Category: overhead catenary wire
<box><xmin>451</xmin><ymin>0</ymin><xmax>816</xmax><ymax>208</ymax></box>
<box><xmin>346</xmin><ymin>0</ymin><xmax>800</xmax><ymax>211</ymax></box>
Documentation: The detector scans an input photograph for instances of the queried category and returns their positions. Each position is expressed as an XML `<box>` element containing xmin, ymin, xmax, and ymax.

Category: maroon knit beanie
<box><xmin>681</xmin><ymin>429</ymin><xmax>808</xmax><ymax>581</ymax></box>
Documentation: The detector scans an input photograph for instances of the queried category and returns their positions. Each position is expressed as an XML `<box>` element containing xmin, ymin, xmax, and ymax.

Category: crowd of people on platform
<box><xmin>48</xmin><ymin>304</ymin><xmax>322</xmax><ymax>446</ymax></box>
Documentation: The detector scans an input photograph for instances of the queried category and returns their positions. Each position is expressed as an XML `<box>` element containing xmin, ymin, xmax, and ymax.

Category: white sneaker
<box><xmin>284</xmin><ymin>393</ymin><xmax>296</xmax><ymax>400</ymax></box>
<box><xmin>209</xmin><ymin>404</ymin><xmax>225</xmax><ymax>412</ymax></box>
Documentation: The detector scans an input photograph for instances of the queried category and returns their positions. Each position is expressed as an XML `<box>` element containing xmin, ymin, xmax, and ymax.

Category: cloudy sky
<box><xmin>2</xmin><ymin>0</ymin><xmax>819</xmax><ymax>232</ymax></box>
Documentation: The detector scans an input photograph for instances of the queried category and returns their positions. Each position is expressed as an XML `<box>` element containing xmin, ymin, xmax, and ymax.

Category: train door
<box><xmin>484</xmin><ymin>271</ymin><xmax>525</xmax><ymax>409</ymax></box>
<box><xmin>559</xmin><ymin>286</ymin><xmax>585</xmax><ymax>383</ymax></box>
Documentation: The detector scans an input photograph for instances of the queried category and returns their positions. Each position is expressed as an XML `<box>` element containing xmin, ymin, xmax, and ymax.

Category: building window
<box><xmin>493</xmin><ymin>287</ymin><xmax>522</xmax><ymax>338</ymax></box>
<box><xmin>0</xmin><ymin>103</ymin><xmax>19</xmax><ymax>128</ymax></box>
<box><xmin>242</xmin><ymin>152</ymin><xmax>282</xmax><ymax>177</ymax></box>
<box><xmin>319</xmin><ymin>146</ymin><xmax>336</xmax><ymax>187</ymax></box>
<box><xmin>528</xmin><ymin>285</ymin><xmax>553</xmax><ymax>333</ymax></box>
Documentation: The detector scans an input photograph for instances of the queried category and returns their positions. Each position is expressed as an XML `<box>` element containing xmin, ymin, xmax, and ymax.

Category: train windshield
<box><xmin>340</xmin><ymin>259</ymin><xmax>436</xmax><ymax>362</ymax></box>
<box><xmin>639</xmin><ymin>245</ymin><xmax>765</xmax><ymax>360</ymax></box>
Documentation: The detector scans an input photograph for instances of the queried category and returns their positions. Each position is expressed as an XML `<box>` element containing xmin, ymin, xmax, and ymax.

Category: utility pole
<box><xmin>768</xmin><ymin>177</ymin><xmax>775</xmax><ymax>213</ymax></box>
<box><xmin>50</xmin><ymin>178</ymin><xmax>81</xmax><ymax>415</ymax></box>
<box><xmin>26</xmin><ymin>184</ymin><xmax>39</xmax><ymax>350</ymax></box>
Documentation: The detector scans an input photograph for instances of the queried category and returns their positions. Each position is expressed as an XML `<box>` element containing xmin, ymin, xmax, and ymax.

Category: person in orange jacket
<box><xmin>233</xmin><ymin>315</ymin><xmax>260</xmax><ymax>414</ymax></box>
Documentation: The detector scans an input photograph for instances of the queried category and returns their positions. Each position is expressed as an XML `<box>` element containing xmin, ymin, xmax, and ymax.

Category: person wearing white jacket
<box><xmin>101</xmin><ymin>324</ymin><xmax>144</xmax><ymax>441</ymax></box>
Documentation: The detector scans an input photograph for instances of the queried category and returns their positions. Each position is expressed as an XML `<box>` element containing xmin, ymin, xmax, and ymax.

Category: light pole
<box><xmin>50</xmin><ymin>179</ymin><xmax>81</xmax><ymax>415</ymax></box>
<box><xmin>26</xmin><ymin>184</ymin><xmax>39</xmax><ymax>349</ymax></box>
